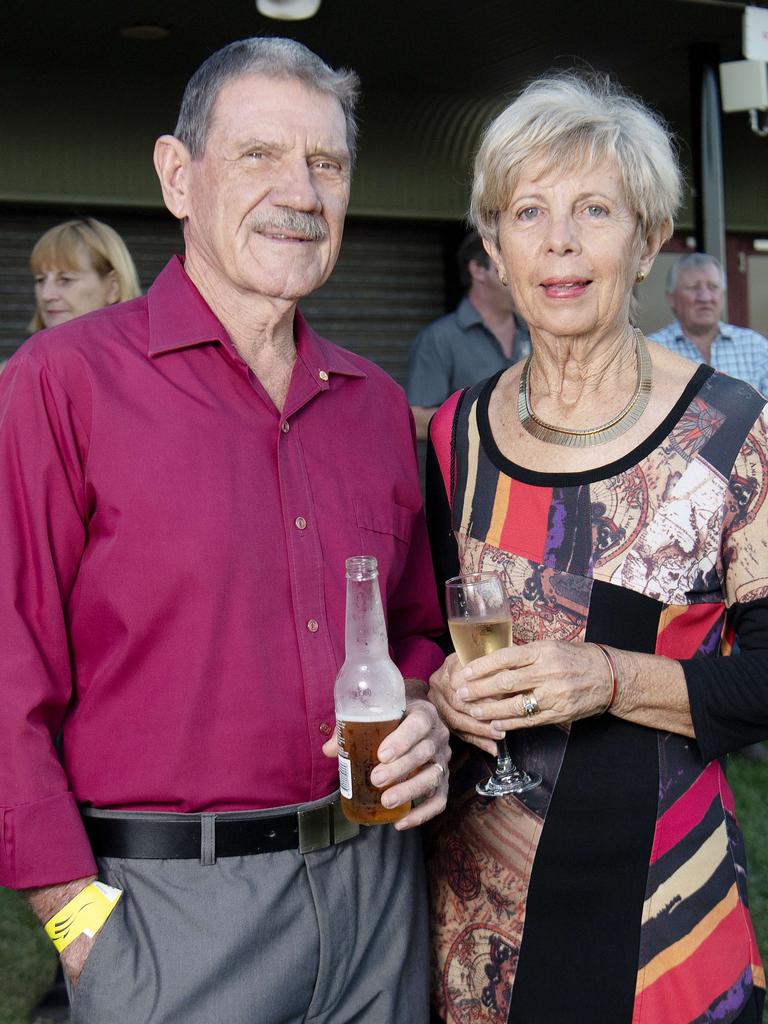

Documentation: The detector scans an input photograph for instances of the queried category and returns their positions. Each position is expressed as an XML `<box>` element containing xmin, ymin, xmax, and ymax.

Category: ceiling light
<box><xmin>120</xmin><ymin>24</ymin><xmax>171</xmax><ymax>41</ymax></box>
<box><xmin>256</xmin><ymin>0</ymin><xmax>321</xmax><ymax>20</ymax></box>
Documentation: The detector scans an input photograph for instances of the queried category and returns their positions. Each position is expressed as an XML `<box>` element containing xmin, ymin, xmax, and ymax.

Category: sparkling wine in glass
<box><xmin>446</xmin><ymin>571</ymin><xmax>541</xmax><ymax>797</ymax></box>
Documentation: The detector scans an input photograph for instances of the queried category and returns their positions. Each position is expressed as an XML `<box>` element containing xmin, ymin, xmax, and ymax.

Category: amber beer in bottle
<box><xmin>335</xmin><ymin>556</ymin><xmax>410</xmax><ymax>825</ymax></box>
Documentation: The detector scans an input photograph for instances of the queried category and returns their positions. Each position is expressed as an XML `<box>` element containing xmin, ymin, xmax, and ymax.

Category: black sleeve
<box><xmin>425</xmin><ymin>429</ymin><xmax>458</xmax><ymax>654</ymax></box>
<box><xmin>682</xmin><ymin>599</ymin><xmax>768</xmax><ymax>761</ymax></box>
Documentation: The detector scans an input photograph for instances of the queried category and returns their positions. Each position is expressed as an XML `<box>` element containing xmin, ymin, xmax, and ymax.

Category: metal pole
<box><xmin>700</xmin><ymin>58</ymin><xmax>729</xmax><ymax>315</ymax></box>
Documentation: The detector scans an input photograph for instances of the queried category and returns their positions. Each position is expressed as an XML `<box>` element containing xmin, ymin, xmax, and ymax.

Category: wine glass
<box><xmin>445</xmin><ymin>571</ymin><xmax>541</xmax><ymax>797</ymax></box>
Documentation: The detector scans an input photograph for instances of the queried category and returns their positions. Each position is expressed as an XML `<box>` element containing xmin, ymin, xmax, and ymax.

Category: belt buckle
<box><xmin>298</xmin><ymin>805</ymin><xmax>332</xmax><ymax>854</ymax></box>
<box><xmin>331</xmin><ymin>799</ymin><xmax>359</xmax><ymax>845</ymax></box>
<box><xmin>298</xmin><ymin>800</ymin><xmax>359</xmax><ymax>854</ymax></box>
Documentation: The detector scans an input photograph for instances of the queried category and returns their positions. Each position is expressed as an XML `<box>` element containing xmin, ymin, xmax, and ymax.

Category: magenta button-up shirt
<box><xmin>0</xmin><ymin>257</ymin><xmax>443</xmax><ymax>887</ymax></box>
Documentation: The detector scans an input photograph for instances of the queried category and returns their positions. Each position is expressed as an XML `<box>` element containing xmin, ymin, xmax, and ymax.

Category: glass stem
<box><xmin>495</xmin><ymin>736</ymin><xmax>514</xmax><ymax>771</ymax></box>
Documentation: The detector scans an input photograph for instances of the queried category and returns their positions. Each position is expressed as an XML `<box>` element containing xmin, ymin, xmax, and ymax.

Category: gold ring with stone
<box><xmin>522</xmin><ymin>693</ymin><xmax>540</xmax><ymax>717</ymax></box>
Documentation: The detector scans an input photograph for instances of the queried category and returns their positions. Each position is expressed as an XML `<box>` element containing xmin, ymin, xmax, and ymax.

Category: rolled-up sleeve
<box><xmin>0</xmin><ymin>353</ymin><xmax>97</xmax><ymax>887</ymax></box>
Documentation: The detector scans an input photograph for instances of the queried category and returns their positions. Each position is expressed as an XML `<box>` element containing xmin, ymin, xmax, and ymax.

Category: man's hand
<box><xmin>322</xmin><ymin>678</ymin><xmax>450</xmax><ymax>829</ymax></box>
<box><xmin>59</xmin><ymin>932</ymin><xmax>99</xmax><ymax>989</ymax></box>
<box><xmin>25</xmin><ymin>875</ymin><xmax>98</xmax><ymax>989</ymax></box>
<box><xmin>427</xmin><ymin>653</ymin><xmax>505</xmax><ymax>755</ymax></box>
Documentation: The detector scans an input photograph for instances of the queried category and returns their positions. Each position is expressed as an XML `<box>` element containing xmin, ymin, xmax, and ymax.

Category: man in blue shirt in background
<box><xmin>406</xmin><ymin>232</ymin><xmax>530</xmax><ymax>440</ymax></box>
<box><xmin>651</xmin><ymin>252</ymin><xmax>768</xmax><ymax>396</ymax></box>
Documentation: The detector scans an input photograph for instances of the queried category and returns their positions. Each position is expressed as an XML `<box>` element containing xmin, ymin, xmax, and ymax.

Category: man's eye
<box><xmin>313</xmin><ymin>159</ymin><xmax>342</xmax><ymax>173</ymax></box>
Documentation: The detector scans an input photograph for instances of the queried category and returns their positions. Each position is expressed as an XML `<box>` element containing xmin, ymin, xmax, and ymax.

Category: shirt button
<box><xmin>318</xmin><ymin>370</ymin><xmax>329</xmax><ymax>382</ymax></box>
<box><xmin>281</xmin><ymin>421</ymin><xmax>290</xmax><ymax>433</ymax></box>
<box><xmin>319</xmin><ymin>722</ymin><xmax>332</xmax><ymax>735</ymax></box>
<box><xmin>294</xmin><ymin>516</ymin><xmax>307</xmax><ymax>530</ymax></box>
<box><xmin>307</xmin><ymin>618</ymin><xmax>319</xmax><ymax>633</ymax></box>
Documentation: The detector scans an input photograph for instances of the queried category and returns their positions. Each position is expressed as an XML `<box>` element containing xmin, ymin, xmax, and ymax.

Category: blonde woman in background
<box><xmin>29</xmin><ymin>217</ymin><xmax>141</xmax><ymax>332</ymax></box>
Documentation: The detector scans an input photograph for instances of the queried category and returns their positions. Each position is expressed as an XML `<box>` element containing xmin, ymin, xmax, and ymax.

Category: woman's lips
<box><xmin>540</xmin><ymin>278</ymin><xmax>591</xmax><ymax>298</ymax></box>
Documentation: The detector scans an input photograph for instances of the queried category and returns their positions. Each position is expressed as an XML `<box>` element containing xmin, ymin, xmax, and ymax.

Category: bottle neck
<box><xmin>344</xmin><ymin>574</ymin><xmax>389</xmax><ymax>659</ymax></box>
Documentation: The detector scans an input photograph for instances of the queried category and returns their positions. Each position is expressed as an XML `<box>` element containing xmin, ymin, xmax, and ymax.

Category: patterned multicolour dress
<box><xmin>426</xmin><ymin>365</ymin><xmax>768</xmax><ymax>1024</ymax></box>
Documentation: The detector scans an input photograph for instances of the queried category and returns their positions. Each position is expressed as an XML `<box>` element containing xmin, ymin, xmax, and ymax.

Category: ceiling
<box><xmin>2</xmin><ymin>0</ymin><xmax>759</xmax><ymax>138</ymax></box>
<box><xmin>2</xmin><ymin>0</ymin><xmax>767</xmax><ymax>227</ymax></box>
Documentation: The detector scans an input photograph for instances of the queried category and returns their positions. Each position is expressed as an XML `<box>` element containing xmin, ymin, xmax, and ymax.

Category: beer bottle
<box><xmin>335</xmin><ymin>556</ymin><xmax>410</xmax><ymax>825</ymax></box>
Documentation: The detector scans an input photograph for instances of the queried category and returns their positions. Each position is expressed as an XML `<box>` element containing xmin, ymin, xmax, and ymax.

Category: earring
<box><xmin>636</xmin><ymin>270</ymin><xmax>646</xmax><ymax>283</ymax></box>
<box><xmin>501</xmin><ymin>274</ymin><xmax>509</xmax><ymax>287</ymax></box>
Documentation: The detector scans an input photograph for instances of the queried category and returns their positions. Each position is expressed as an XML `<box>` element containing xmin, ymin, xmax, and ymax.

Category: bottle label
<box><xmin>338</xmin><ymin>751</ymin><xmax>352</xmax><ymax>799</ymax></box>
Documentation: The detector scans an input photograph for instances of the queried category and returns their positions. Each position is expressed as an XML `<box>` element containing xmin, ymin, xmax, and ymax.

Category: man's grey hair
<box><xmin>174</xmin><ymin>37</ymin><xmax>360</xmax><ymax>163</ymax></box>
<box><xmin>666</xmin><ymin>252</ymin><xmax>726</xmax><ymax>293</ymax></box>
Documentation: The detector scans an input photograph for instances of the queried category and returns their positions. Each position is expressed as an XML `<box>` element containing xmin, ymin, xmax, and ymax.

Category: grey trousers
<box><xmin>68</xmin><ymin>809</ymin><xmax>428</xmax><ymax>1024</ymax></box>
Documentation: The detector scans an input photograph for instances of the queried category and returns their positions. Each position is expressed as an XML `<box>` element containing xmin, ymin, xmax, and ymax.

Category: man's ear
<box><xmin>153</xmin><ymin>135</ymin><xmax>193</xmax><ymax>221</ymax></box>
<box><xmin>466</xmin><ymin>258</ymin><xmax>485</xmax><ymax>284</ymax></box>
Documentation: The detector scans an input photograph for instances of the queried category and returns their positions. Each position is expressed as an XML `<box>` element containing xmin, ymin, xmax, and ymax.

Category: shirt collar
<box><xmin>672</xmin><ymin>319</ymin><xmax>729</xmax><ymax>344</ymax></box>
<box><xmin>456</xmin><ymin>297</ymin><xmax>483</xmax><ymax>330</ymax></box>
<box><xmin>456</xmin><ymin>295</ymin><xmax>529</xmax><ymax>339</ymax></box>
<box><xmin>293</xmin><ymin>308</ymin><xmax>367</xmax><ymax>387</ymax></box>
<box><xmin>147</xmin><ymin>256</ymin><xmax>366</xmax><ymax>382</ymax></box>
<box><xmin>147</xmin><ymin>257</ymin><xmax>227</xmax><ymax>356</ymax></box>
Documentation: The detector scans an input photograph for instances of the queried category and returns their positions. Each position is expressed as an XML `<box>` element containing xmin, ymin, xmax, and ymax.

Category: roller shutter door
<box><xmin>0</xmin><ymin>208</ymin><xmax>452</xmax><ymax>385</ymax></box>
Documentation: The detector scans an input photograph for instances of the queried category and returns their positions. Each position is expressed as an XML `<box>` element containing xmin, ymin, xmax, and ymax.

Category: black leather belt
<box><xmin>82</xmin><ymin>799</ymin><xmax>359</xmax><ymax>863</ymax></box>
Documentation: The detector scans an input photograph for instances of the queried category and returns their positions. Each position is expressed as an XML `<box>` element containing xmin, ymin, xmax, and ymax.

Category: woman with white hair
<box><xmin>426</xmin><ymin>73</ymin><xmax>766</xmax><ymax>1024</ymax></box>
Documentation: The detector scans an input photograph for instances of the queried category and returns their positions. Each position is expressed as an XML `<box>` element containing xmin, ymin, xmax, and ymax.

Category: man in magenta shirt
<box><xmin>0</xmin><ymin>38</ymin><xmax>449</xmax><ymax>1023</ymax></box>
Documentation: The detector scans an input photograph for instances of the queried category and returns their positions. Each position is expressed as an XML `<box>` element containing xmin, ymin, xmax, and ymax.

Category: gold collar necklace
<box><xmin>517</xmin><ymin>329</ymin><xmax>653</xmax><ymax>448</ymax></box>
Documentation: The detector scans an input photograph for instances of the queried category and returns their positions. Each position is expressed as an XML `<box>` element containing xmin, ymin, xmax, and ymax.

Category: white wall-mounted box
<box><xmin>745</xmin><ymin>6</ymin><xmax>768</xmax><ymax>62</ymax></box>
<box><xmin>719</xmin><ymin>59</ymin><xmax>768</xmax><ymax>112</ymax></box>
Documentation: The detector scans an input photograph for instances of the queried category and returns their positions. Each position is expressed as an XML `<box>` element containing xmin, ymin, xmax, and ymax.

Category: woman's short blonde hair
<box><xmin>29</xmin><ymin>218</ymin><xmax>141</xmax><ymax>332</ymax></box>
<box><xmin>470</xmin><ymin>72</ymin><xmax>683</xmax><ymax>244</ymax></box>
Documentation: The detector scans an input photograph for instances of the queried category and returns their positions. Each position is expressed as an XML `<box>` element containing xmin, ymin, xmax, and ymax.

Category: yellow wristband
<box><xmin>44</xmin><ymin>881</ymin><xmax>123</xmax><ymax>953</ymax></box>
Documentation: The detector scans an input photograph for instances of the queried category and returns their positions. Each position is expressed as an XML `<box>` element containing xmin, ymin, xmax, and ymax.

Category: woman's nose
<box><xmin>39</xmin><ymin>278</ymin><xmax>59</xmax><ymax>300</ymax></box>
<box><xmin>545</xmin><ymin>214</ymin><xmax>580</xmax><ymax>255</ymax></box>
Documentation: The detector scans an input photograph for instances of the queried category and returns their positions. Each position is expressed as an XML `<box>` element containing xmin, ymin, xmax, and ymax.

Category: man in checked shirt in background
<box><xmin>651</xmin><ymin>250</ymin><xmax>768</xmax><ymax>763</ymax></box>
<box><xmin>651</xmin><ymin>251</ymin><xmax>768</xmax><ymax>396</ymax></box>
<box><xmin>0</xmin><ymin>38</ymin><xmax>449</xmax><ymax>1024</ymax></box>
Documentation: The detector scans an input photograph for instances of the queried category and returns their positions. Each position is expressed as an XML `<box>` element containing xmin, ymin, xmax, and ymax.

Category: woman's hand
<box><xmin>429</xmin><ymin>642</ymin><xmax>613</xmax><ymax>746</ymax></box>
<box><xmin>456</xmin><ymin>640</ymin><xmax>613</xmax><ymax>732</ymax></box>
<box><xmin>431</xmin><ymin>641</ymin><xmax>695</xmax><ymax>744</ymax></box>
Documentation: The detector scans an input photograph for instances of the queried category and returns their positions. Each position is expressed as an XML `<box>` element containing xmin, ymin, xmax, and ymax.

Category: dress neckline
<box><xmin>475</xmin><ymin>363</ymin><xmax>714</xmax><ymax>487</ymax></box>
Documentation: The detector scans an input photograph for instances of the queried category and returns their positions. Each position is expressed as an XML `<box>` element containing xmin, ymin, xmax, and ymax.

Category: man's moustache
<box><xmin>250</xmin><ymin>211</ymin><xmax>328</xmax><ymax>242</ymax></box>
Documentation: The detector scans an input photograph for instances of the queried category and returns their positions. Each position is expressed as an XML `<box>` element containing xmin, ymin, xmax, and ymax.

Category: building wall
<box><xmin>11</xmin><ymin>55</ymin><xmax>763</xmax><ymax>228</ymax></box>
<box><xmin>0</xmin><ymin>207</ymin><xmax>454</xmax><ymax>382</ymax></box>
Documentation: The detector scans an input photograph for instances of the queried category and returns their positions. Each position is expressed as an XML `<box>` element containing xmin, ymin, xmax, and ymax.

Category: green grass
<box><xmin>0</xmin><ymin>887</ymin><xmax>57</xmax><ymax>1024</ymax></box>
<box><xmin>0</xmin><ymin>762</ymin><xmax>766</xmax><ymax>1023</ymax></box>
<box><xmin>729</xmin><ymin>756</ymin><xmax>768</xmax><ymax>1024</ymax></box>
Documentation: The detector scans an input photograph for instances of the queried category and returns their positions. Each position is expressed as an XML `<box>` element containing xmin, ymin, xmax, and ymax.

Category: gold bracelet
<box><xmin>591</xmin><ymin>642</ymin><xmax>618</xmax><ymax>714</ymax></box>
<box><xmin>44</xmin><ymin>881</ymin><xmax>123</xmax><ymax>953</ymax></box>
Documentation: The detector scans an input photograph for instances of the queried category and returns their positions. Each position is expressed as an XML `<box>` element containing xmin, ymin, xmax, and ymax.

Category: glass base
<box><xmin>476</xmin><ymin>769</ymin><xmax>542</xmax><ymax>797</ymax></box>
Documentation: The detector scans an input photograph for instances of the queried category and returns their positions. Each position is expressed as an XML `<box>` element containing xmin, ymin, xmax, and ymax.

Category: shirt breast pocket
<box><xmin>354</xmin><ymin>498</ymin><xmax>415</xmax><ymax>597</ymax></box>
